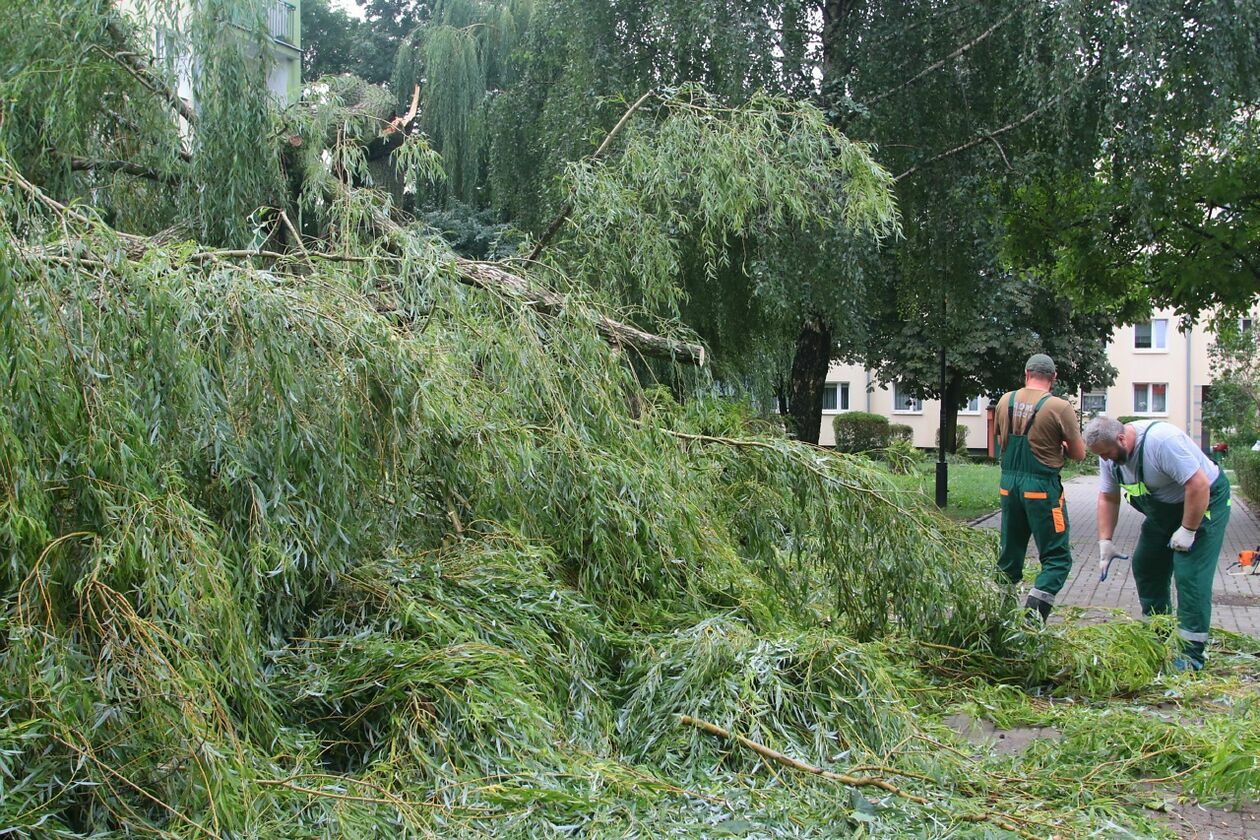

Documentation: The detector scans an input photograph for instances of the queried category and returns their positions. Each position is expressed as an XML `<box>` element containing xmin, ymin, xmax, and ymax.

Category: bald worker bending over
<box><xmin>1084</xmin><ymin>416</ymin><xmax>1231</xmax><ymax>671</ymax></box>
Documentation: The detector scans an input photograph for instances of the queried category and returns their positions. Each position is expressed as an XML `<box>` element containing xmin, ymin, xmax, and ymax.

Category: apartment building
<box><xmin>819</xmin><ymin>308</ymin><xmax>1249</xmax><ymax>452</ymax></box>
<box><xmin>122</xmin><ymin>0</ymin><xmax>302</xmax><ymax>108</ymax></box>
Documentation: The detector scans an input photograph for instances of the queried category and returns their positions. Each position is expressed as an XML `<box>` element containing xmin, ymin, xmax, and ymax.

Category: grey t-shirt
<box><xmin>1098</xmin><ymin>420</ymin><xmax>1219</xmax><ymax>504</ymax></box>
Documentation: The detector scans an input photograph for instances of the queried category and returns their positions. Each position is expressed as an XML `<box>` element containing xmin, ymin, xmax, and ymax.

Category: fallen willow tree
<box><xmin>1</xmin><ymin>158</ymin><xmax>1258</xmax><ymax>838</ymax></box>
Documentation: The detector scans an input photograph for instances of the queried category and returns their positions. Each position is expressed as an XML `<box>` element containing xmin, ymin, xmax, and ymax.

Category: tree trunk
<box><xmin>774</xmin><ymin>379</ymin><xmax>790</xmax><ymax>417</ymax></box>
<box><xmin>788</xmin><ymin>317</ymin><xmax>833</xmax><ymax>444</ymax></box>
<box><xmin>821</xmin><ymin>0</ymin><xmax>857</xmax><ymax>82</ymax></box>
<box><xmin>942</xmin><ymin>372</ymin><xmax>965</xmax><ymax>454</ymax></box>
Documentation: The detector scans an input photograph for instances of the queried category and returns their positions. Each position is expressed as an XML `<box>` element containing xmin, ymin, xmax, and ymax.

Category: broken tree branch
<box><xmin>367</xmin><ymin>84</ymin><xmax>422</xmax><ymax>161</ymax></box>
<box><xmin>382</xmin><ymin>85</ymin><xmax>422</xmax><ymax>138</ymax></box>
<box><xmin>894</xmin><ymin>63</ymin><xmax>1098</xmax><ymax>183</ymax></box>
<box><xmin>324</xmin><ymin>179</ymin><xmax>705</xmax><ymax>365</ymax></box>
<box><xmin>102</xmin><ymin>19</ymin><xmax>198</xmax><ymax>127</ymax></box>
<box><xmin>67</xmin><ymin>155</ymin><xmax>179</xmax><ymax>186</ymax></box>
<box><xmin>678</xmin><ymin>714</ymin><xmax>1035</xmax><ymax>838</ymax></box>
<box><xmin>526</xmin><ymin>90</ymin><xmax>656</xmax><ymax>263</ymax></box>
<box><xmin>868</xmin><ymin>5</ymin><xmax>1022</xmax><ymax>106</ymax></box>
<box><xmin>456</xmin><ymin>260</ymin><xmax>706</xmax><ymax>366</ymax></box>
<box><xmin>894</xmin><ymin>97</ymin><xmax>1053</xmax><ymax>182</ymax></box>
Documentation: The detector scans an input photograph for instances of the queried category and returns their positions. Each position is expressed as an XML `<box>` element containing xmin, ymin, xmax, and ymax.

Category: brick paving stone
<box><xmin>974</xmin><ymin>475</ymin><xmax>1260</xmax><ymax>638</ymax></box>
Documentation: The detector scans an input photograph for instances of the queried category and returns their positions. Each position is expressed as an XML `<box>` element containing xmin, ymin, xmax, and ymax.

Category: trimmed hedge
<box><xmin>1233</xmin><ymin>449</ymin><xmax>1260</xmax><ymax>504</ymax></box>
<box><xmin>890</xmin><ymin>423</ymin><xmax>913</xmax><ymax>442</ymax></box>
<box><xmin>1114</xmin><ymin>415</ymin><xmax>1143</xmax><ymax>425</ymax></box>
<box><xmin>833</xmin><ymin>411</ymin><xmax>892</xmax><ymax>453</ymax></box>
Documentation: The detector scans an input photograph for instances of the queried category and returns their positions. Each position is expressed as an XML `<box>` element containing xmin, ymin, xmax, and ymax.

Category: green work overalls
<box><xmin>997</xmin><ymin>393</ymin><xmax>1073</xmax><ymax>607</ymax></box>
<box><xmin>1114</xmin><ymin>421</ymin><xmax>1231</xmax><ymax>665</ymax></box>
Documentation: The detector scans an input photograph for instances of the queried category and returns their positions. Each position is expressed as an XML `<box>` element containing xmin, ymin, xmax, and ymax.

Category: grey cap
<box><xmin>1025</xmin><ymin>353</ymin><xmax>1056</xmax><ymax>376</ymax></box>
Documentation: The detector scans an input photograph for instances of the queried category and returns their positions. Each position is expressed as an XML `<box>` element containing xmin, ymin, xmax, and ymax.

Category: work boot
<box><xmin>1169</xmin><ymin>654</ymin><xmax>1203</xmax><ymax>673</ymax></box>
<box><xmin>1024</xmin><ymin>595</ymin><xmax>1052</xmax><ymax>623</ymax></box>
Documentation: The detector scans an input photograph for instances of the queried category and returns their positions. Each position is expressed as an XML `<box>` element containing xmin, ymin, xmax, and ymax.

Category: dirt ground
<box><xmin>944</xmin><ymin>713</ymin><xmax>1259</xmax><ymax>839</ymax></box>
<box><xmin>1144</xmin><ymin>795</ymin><xmax>1260</xmax><ymax>840</ymax></box>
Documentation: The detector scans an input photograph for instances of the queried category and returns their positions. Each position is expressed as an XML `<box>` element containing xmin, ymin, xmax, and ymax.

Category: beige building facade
<box><xmin>819</xmin><ymin>308</ymin><xmax>1251</xmax><ymax>452</ymax></box>
<box><xmin>119</xmin><ymin>0</ymin><xmax>302</xmax><ymax>109</ymax></box>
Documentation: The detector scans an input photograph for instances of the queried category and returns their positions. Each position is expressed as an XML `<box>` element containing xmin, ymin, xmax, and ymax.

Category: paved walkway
<box><xmin>974</xmin><ymin>475</ymin><xmax>1260</xmax><ymax>637</ymax></box>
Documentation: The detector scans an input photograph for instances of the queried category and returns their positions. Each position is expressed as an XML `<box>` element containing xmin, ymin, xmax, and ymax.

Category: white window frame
<box><xmin>1132</xmin><ymin>382</ymin><xmax>1168</xmax><ymax>416</ymax></box>
<box><xmin>1133</xmin><ymin>318</ymin><xmax>1169</xmax><ymax>352</ymax></box>
<box><xmin>1080</xmin><ymin>390</ymin><xmax>1108</xmax><ymax>415</ymax></box>
<box><xmin>959</xmin><ymin>395</ymin><xmax>982</xmax><ymax>415</ymax></box>
<box><xmin>821</xmin><ymin>382</ymin><xmax>850</xmax><ymax>414</ymax></box>
<box><xmin>893</xmin><ymin>382</ymin><xmax>923</xmax><ymax>414</ymax></box>
<box><xmin>1240</xmin><ymin>316</ymin><xmax>1253</xmax><ymax>334</ymax></box>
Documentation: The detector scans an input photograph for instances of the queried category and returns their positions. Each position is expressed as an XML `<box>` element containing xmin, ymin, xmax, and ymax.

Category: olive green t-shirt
<box><xmin>994</xmin><ymin>388</ymin><xmax>1082</xmax><ymax>469</ymax></box>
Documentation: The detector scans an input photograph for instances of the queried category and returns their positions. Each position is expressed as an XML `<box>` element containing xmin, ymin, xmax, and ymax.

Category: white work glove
<box><xmin>1169</xmin><ymin>526</ymin><xmax>1197</xmax><ymax>552</ymax></box>
<box><xmin>1099</xmin><ymin>540</ymin><xmax>1130</xmax><ymax>581</ymax></box>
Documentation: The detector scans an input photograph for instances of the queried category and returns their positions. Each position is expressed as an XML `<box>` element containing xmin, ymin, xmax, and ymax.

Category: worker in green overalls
<box><xmin>995</xmin><ymin>354</ymin><xmax>1087</xmax><ymax>620</ymax></box>
<box><xmin>1084</xmin><ymin>415</ymin><xmax>1231</xmax><ymax>671</ymax></box>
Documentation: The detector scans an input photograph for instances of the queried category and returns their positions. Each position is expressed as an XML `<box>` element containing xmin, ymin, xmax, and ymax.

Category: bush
<box><xmin>889</xmin><ymin>423</ymin><xmax>913</xmax><ymax>442</ymax></box>
<box><xmin>1114</xmin><ymin>415</ymin><xmax>1143</xmax><ymax>425</ymax></box>
<box><xmin>833</xmin><ymin>411</ymin><xmax>892</xmax><ymax>453</ymax></box>
<box><xmin>1233</xmin><ymin>449</ymin><xmax>1260</xmax><ymax>504</ymax></box>
<box><xmin>883</xmin><ymin>437</ymin><xmax>924</xmax><ymax>474</ymax></box>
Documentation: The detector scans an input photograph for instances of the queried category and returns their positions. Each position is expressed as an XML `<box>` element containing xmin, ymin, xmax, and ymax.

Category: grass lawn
<box><xmin>885</xmin><ymin>461</ymin><xmax>1002</xmax><ymax>521</ymax></box>
<box><xmin>883</xmin><ymin>458</ymin><xmax>1097</xmax><ymax>522</ymax></box>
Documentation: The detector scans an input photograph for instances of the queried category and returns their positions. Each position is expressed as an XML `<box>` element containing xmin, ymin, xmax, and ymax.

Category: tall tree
<box><xmin>1005</xmin><ymin>108</ymin><xmax>1260</xmax><ymax>317</ymax></box>
<box><xmin>816</xmin><ymin>1</ymin><xmax>1260</xmax><ymax>444</ymax></box>
<box><xmin>388</xmin><ymin>0</ymin><xmax>533</xmax><ymax>203</ymax></box>
<box><xmin>301</xmin><ymin>0</ymin><xmax>395</xmax><ymax>84</ymax></box>
<box><xmin>485</xmin><ymin>0</ymin><xmax>886</xmax><ymax>440</ymax></box>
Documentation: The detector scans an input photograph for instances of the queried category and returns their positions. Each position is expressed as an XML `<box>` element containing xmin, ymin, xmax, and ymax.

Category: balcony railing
<box><xmin>267</xmin><ymin>1</ymin><xmax>298</xmax><ymax>47</ymax></box>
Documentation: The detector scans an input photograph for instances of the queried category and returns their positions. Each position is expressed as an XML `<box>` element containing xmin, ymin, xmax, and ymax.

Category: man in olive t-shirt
<box><xmin>994</xmin><ymin>353</ymin><xmax>1087</xmax><ymax>620</ymax></box>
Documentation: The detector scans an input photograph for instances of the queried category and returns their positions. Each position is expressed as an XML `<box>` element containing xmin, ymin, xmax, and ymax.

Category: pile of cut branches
<box><xmin>1</xmin><ymin>157</ymin><xmax>1256</xmax><ymax>838</ymax></box>
<box><xmin>0</xmin><ymin>2</ymin><xmax>1256</xmax><ymax>832</ymax></box>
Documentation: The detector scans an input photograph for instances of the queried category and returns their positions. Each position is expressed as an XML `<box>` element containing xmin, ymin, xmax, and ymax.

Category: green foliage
<box><xmin>1114</xmin><ymin>415</ymin><xmax>1143</xmax><ymax>425</ymax></box>
<box><xmin>420</xmin><ymin>201</ymin><xmax>522</xmax><ymax>258</ymax></box>
<box><xmin>2</xmin><ymin>1</ymin><xmax>1258</xmax><ymax>834</ymax></box>
<box><xmin>1</xmin><ymin>156</ymin><xmax>1257</xmax><ymax>839</ymax></box>
<box><xmin>486</xmin><ymin>0</ymin><xmax>820</xmax><ymax>231</ymax></box>
<box><xmin>889</xmin><ymin>423</ymin><xmax>913</xmax><ymax>442</ymax></box>
<box><xmin>882</xmin><ymin>437</ymin><xmax>924</xmax><ymax>475</ymax></box>
<box><xmin>187</xmin><ymin>0</ymin><xmax>286</xmax><ymax>246</ymax></box>
<box><xmin>302</xmin><ymin>0</ymin><xmax>395</xmax><ymax>83</ymax></box>
<box><xmin>999</xmin><ymin>9</ymin><xmax>1260</xmax><ymax>318</ymax></box>
<box><xmin>391</xmin><ymin>0</ymin><xmax>532</xmax><ymax>203</ymax></box>
<box><xmin>560</xmin><ymin>87</ymin><xmax>898</xmax><ymax>398</ymax></box>
<box><xmin>1205</xmin><ymin>319</ymin><xmax>1260</xmax><ymax>452</ymax></box>
<box><xmin>0</xmin><ymin>0</ymin><xmax>186</xmax><ymax>233</ymax></box>
<box><xmin>1231</xmin><ymin>450</ymin><xmax>1260</xmax><ymax>504</ymax></box>
<box><xmin>832</xmin><ymin>411</ymin><xmax>893</xmax><ymax>454</ymax></box>
<box><xmin>0</xmin><ymin>161</ymin><xmax>1053</xmax><ymax>834</ymax></box>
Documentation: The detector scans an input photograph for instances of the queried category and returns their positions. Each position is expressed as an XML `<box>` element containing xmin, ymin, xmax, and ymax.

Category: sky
<box><xmin>331</xmin><ymin>0</ymin><xmax>366</xmax><ymax>20</ymax></box>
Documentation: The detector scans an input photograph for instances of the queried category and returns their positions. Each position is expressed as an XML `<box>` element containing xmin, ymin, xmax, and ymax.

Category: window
<box><xmin>1134</xmin><ymin>319</ymin><xmax>1168</xmax><ymax>350</ymax></box>
<box><xmin>1241</xmin><ymin>317</ymin><xmax>1253</xmax><ymax>334</ymax></box>
<box><xmin>1081</xmin><ymin>391</ymin><xmax>1107</xmax><ymax>414</ymax></box>
<box><xmin>893</xmin><ymin>382</ymin><xmax>922</xmax><ymax>413</ymax></box>
<box><xmin>1133</xmin><ymin>383</ymin><xmax>1167</xmax><ymax>415</ymax></box>
<box><xmin>822</xmin><ymin>382</ymin><xmax>850</xmax><ymax>413</ymax></box>
<box><xmin>961</xmin><ymin>396</ymin><xmax>981</xmax><ymax>413</ymax></box>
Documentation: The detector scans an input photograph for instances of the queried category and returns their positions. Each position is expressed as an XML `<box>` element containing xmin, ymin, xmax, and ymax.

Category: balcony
<box><xmin>267</xmin><ymin>1</ymin><xmax>298</xmax><ymax>48</ymax></box>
